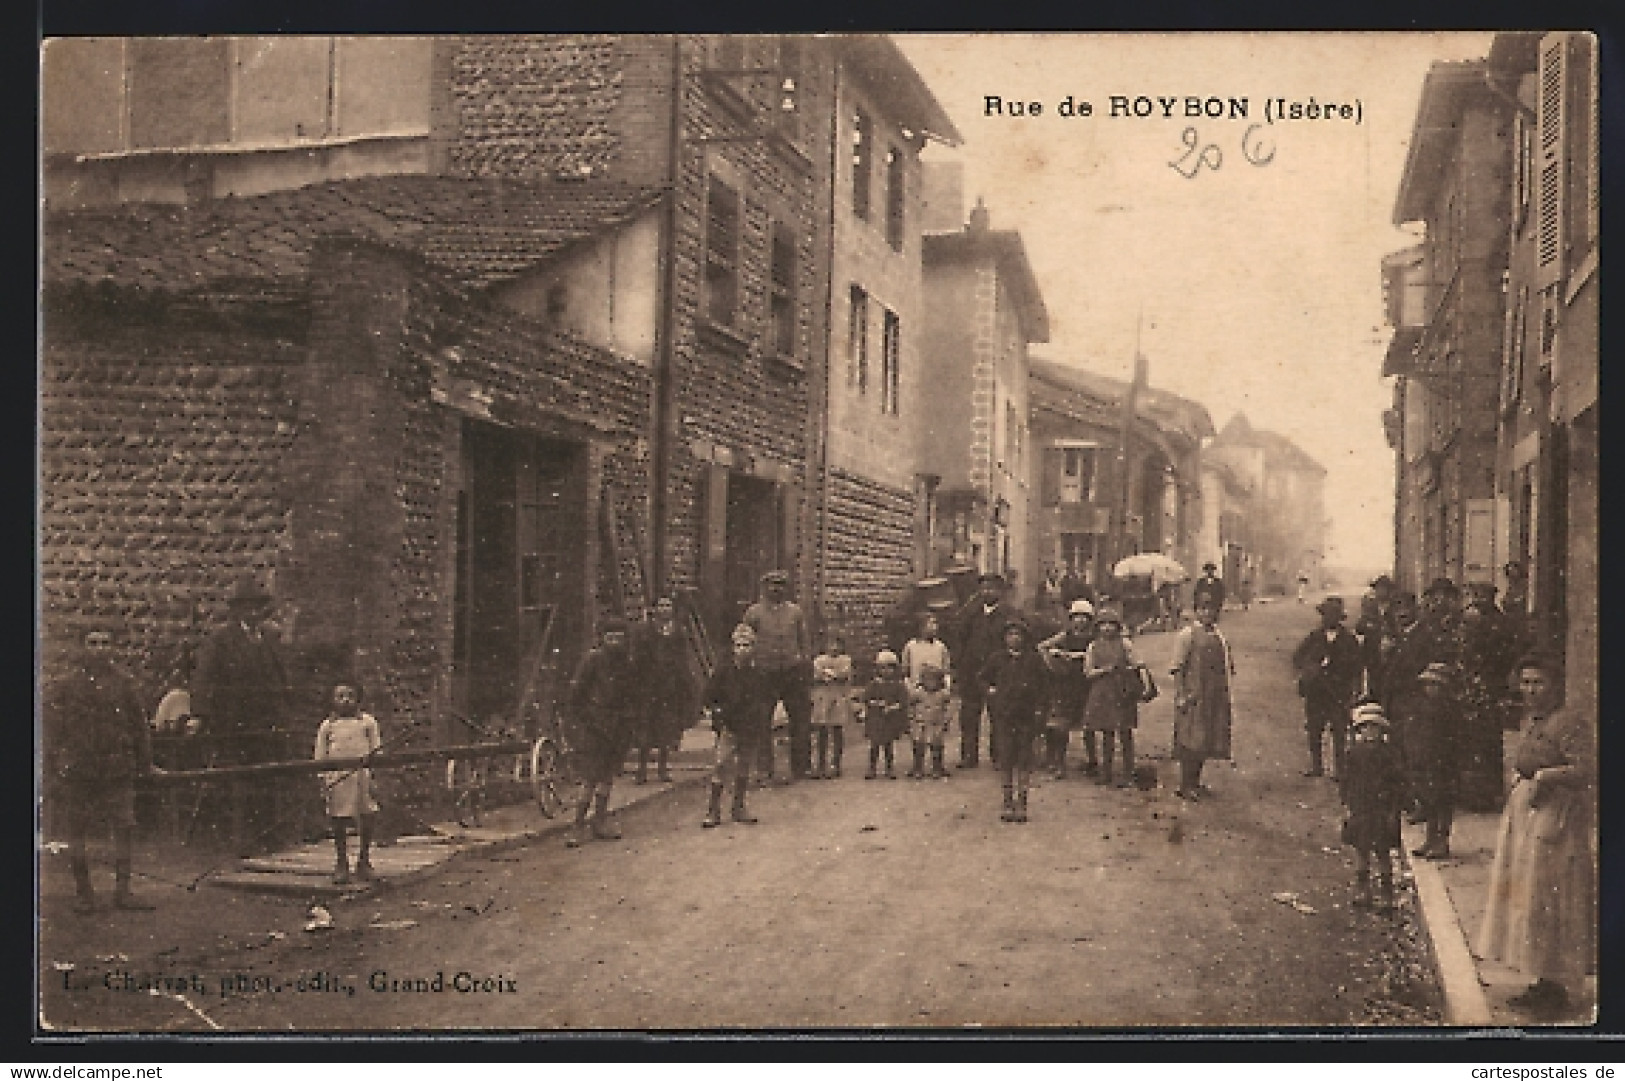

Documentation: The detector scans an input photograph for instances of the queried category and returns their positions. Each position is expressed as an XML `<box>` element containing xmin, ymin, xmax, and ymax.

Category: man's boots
<box><xmin>702</xmin><ymin>782</ymin><xmax>725</xmax><ymax>828</ymax></box>
<box><xmin>1304</xmin><ymin>730</ymin><xmax>1325</xmax><ymax>777</ymax></box>
<box><xmin>731</xmin><ymin>777</ymin><xmax>758</xmax><ymax>824</ymax></box>
<box><xmin>591</xmin><ymin>791</ymin><xmax>623</xmax><ymax>840</ymax></box>
<box><xmin>1000</xmin><ymin>785</ymin><xmax>1018</xmax><ymax>822</ymax></box>
<box><xmin>931</xmin><ymin>746</ymin><xmax>948</xmax><ymax>779</ymax></box>
<box><xmin>1014</xmin><ymin>787</ymin><xmax>1030</xmax><ymax>823</ymax></box>
<box><xmin>909</xmin><ymin>744</ymin><xmax>926</xmax><ymax>779</ymax></box>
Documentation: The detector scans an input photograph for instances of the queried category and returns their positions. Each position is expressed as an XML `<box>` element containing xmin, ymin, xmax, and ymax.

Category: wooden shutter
<box><xmin>1535</xmin><ymin>32</ymin><xmax>1568</xmax><ymax>290</ymax></box>
<box><xmin>1041</xmin><ymin>447</ymin><xmax>1065</xmax><ymax>507</ymax></box>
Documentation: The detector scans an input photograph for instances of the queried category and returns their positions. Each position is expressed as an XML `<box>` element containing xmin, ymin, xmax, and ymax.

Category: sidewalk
<box><xmin>1401</xmin><ymin>731</ymin><xmax>1597</xmax><ymax>1027</ymax></box>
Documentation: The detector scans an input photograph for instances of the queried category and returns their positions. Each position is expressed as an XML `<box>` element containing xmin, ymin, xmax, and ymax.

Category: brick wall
<box><xmin>821</xmin><ymin>468</ymin><xmax>916</xmax><ymax>665</ymax></box>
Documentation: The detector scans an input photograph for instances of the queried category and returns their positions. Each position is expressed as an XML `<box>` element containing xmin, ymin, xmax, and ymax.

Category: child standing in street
<box><xmin>314</xmin><ymin>683</ymin><xmax>382</xmax><ymax>885</ymax></box>
<box><xmin>1340</xmin><ymin>701</ymin><xmax>1405</xmax><ymax>910</ymax></box>
<box><xmin>864</xmin><ymin>651</ymin><xmax>908</xmax><ymax>779</ymax></box>
<box><xmin>1082</xmin><ymin>606</ymin><xmax>1146</xmax><ymax>788</ymax></box>
<box><xmin>980</xmin><ymin>621</ymin><xmax>1050</xmax><ymax>822</ymax></box>
<box><xmin>809</xmin><ymin>633</ymin><xmax>855</xmax><ymax>779</ymax></box>
<box><xmin>908</xmin><ymin>663</ymin><xmax>954</xmax><ymax>779</ymax></box>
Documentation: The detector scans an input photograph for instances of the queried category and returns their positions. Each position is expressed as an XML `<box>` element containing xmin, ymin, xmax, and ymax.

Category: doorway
<box><xmin>451</xmin><ymin>420</ymin><xmax>583</xmax><ymax>730</ymax></box>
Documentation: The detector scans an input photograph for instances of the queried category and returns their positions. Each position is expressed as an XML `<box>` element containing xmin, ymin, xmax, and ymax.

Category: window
<box><xmin>705</xmin><ymin>177</ymin><xmax>741</xmax><ymax>326</ymax></box>
<box><xmin>1060</xmin><ymin>448</ymin><xmax>1098</xmax><ymax>504</ymax></box>
<box><xmin>852</xmin><ymin>110</ymin><xmax>873</xmax><ymax>220</ymax></box>
<box><xmin>880</xmin><ymin>309</ymin><xmax>901</xmax><ymax>415</ymax></box>
<box><xmin>770</xmin><ymin>224</ymin><xmax>797</xmax><ymax>359</ymax></box>
<box><xmin>885</xmin><ymin>145</ymin><xmax>906</xmax><ymax>250</ymax></box>
<box><xmin>847</xmin><ymin>286</ymin><xmax>869</xmax><ymax>391</ymax></box>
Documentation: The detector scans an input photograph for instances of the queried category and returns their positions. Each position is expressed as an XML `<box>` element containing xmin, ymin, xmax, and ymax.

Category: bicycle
<box><xmin>528</xmin><ymin>709</ymin><xmax>577</xmax><ymax>820</ymax></box>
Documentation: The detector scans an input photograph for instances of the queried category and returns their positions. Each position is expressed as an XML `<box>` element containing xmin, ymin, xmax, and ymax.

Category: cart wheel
<box><xmin>532</xmin><ymin>738</ymin><xmax>564</xmax><ymax>819</ymax></box>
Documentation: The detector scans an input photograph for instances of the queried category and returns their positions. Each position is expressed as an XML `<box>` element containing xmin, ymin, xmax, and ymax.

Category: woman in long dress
<box><xmin>1168</xmin><ymin>599</ymin><xmax>1234</xmax><ymax>799</ymax></box>
<box><xmin>1476</xmin><ymin>653</ymin><xmax>1595</xmax><ymax>1017</ymax></box>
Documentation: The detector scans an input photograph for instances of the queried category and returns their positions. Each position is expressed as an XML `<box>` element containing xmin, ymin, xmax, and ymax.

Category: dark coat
<box><xmin>1340</xmin><ymin>733</ymin><xmax>1404</xmax><ymax>852</ymax></box>
<box><xmin>954</xmin><ymin>599</ymin><xmax>1012</xmax><ymax>692</ymax></box>
<box><xmin>1381</xmin><ymin>615</ymin><xmax>1461</xmax><ymax>712</ymax></box>
<box><xmin>45</xmin><ymin>655</ymin><xmax>153</xmax><ymax>785</ymax></box>
<box><xmin>979</xmin><ymin>647</ymin><xmax>1051</xmax><ymax>731</ymax></box>
<box><xmin>1192</xmin><ymin>574</ymin><xmax>1226</xmax><ymax>611</ymax></box>
<box><xmin>632</xmin><ymin>621</ymin><xmax>699</xmax><ymax>745</ymax></box>
<box><xmin>862</xmin><ymin>676</ymin><xmax>909</xmax><ymax>744</ymax></box>
<box><xmin>703</xmin><ymin>658</ymin><xmax>773</xmax><ymax>740</ymax></box>
<box><xmin>192</xmin><ymin>621</ymin><xmax>290</xmax><ymax>736</ymax></box>
<box><xmin>1291</xmin><ymin>625</ymin><xmax>1364</xmax><ymax>706</ymax></box>
<box><xmin>569</xmin><ymin>646</ymin><xmax>642</xmax><ymax>754</ymax></box>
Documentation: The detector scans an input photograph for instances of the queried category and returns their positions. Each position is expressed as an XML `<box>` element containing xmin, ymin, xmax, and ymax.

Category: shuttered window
<box><xmin>705</xmin><ymin>177</ymin><xmax>741</xmax><ymax>326</ymax></box>
<box><xmin>881</xmin><ymin>309</ymin><xmax>901</xmax><ymax>415</ymax></box>
<box><xmin>1534</xmin><ymin>33</ymin><xmax>1567</xmax><ymax>289</ymax></box>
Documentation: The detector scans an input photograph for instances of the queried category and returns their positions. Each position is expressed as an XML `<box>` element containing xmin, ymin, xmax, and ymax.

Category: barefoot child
<box><xmin>314</xmin><ymin>684</ymin><xmax>381</xmax><ymax>885</ymax></box>
<box><xmin>1340</xmin><ymin>701</ymin><xmax>1404</xmax><ymax>910</ymax></box>
<box><xmin>810</xmin><ymin>634</ymin><xmax>855</xmax><ymax>779</ymax></box>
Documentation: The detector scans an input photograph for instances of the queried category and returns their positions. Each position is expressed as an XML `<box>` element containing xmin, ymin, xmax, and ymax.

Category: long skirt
<box><xmin>1476</xmin><ymin>777</ymin><xmax>1595</xmax><ymax>986</ymax></box>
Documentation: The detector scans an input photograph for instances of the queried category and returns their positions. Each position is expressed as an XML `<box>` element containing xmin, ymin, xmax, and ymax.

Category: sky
<box><xmin>895</xmin><ymin>32</ymin><xmax>1495</xmax><ymax>572</ymax></box>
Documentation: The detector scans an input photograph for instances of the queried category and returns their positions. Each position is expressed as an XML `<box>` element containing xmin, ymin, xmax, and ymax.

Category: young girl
<box><xmin>864</xmin><ymin>651</ymin><xmax>908</xmax><ymax>780</ymax></box>
<box><xmin>1169</xmin><ymin>600</ymin><xmax>1235</xmax><ymax>799</ymax></box>
<box><xmin>1340</xmin><ymin>701</ymin><xmax>1404</xmax><ymax>911</ymax></box>
<box><xmin>314</xmin><ymin>684</ymin><xmax>382</xmax><ymax>885</ymax></box>
<box><xmin>908</xmin><ymin>663</ymin><xmax>954</xmax><ymax>779</ymax></box>
<box><xmin>809</xmin><ymin>633</ymin><xmax>855</xmax><ymax>779</ymax></box>
<box><xmin>1081</xmin><ymin>606</ymin><xmax>1146</xmax><ymax>788</ymax></box>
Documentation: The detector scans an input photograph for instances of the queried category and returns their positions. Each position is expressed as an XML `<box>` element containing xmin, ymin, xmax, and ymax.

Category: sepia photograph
<box><xmin>36</xmin><ymin>31</ymin><xmax>1600</xmax><ymax>1033</ymax></box>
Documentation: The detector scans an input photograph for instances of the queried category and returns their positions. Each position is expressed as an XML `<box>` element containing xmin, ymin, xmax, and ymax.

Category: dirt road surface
<box><xmin>38</xmin><ymin>598</ymin><xmax>1442</xmax><ymax>1032</ymax></box>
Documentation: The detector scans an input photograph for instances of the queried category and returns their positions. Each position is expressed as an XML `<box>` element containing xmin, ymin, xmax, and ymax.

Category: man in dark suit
<box><xmin>953</xmin><ymin>572</ymin><xmax>1014</xmax><ymax>769</ymax></box>
<box><xmin>1192</xmin><ymin>562</ymin><xmax>1226</xmax><ymax>614</ymax></box>
<box><xmin>192</xmin><ymin>574</ymin><xmax>292</xmax><ymax>853</ymax></box>
<box><xmin>1291</xmin><ymin>596</ymin><xmax>1365</xmax><ymax>778</ymax></box>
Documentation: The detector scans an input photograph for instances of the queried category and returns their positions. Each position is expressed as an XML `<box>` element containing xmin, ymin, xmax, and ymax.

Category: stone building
<box><xmin>1382</xmin><ymin>58</ymin><xmax>1513</xmax><ymax>596</ymax></box>
<box><xmin>1204</xmin><ymin>415</ymin><xmax>1326</xmax><ymax>597</ymax></box>
<box><xmin>1484</xmin><ymin>32</ymin><xmax>1597</xmax><ymax>707</ymax></box>
<box><xmin>40</xmin><ymin>35</ymin><xmax>844</xmax><ymax>753</ymax></box>
<box><xmin>919</xmin><ymin>189</ymin><xmax>1050</xmax><ymax>608</ymax></box>
<box><xmin>811</xmin><ymin>38</ymin><xmax>959</xmax><ymax>659</ymax></box>
<box><xmin>1027</xmin><ymin>357</ymin><xmax>1212</xmax><ymax>599</ymax></box>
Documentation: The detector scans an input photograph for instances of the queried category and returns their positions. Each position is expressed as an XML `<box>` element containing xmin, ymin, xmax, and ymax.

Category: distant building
<box><xmin>919</xmin><ymin>186</ymin><xmax>1050</xmax><ymax>607</ymax></box>
<box><xmin>1027</xmin><ymin>357</ymin><xmax>1212</xmax><ymax>600</ymax></box>
<box><xmin>1205</xmin><ymin>415</ymin><xmax>1326</xmax><ymax>597</ymax></box>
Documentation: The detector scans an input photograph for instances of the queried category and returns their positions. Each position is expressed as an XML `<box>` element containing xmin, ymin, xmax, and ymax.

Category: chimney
<box><xmin>919</xmin><ymin>160</ymin><xmax>965</xmax><ymax>232</ymax></box>
<box><xmin>968</xmin><ymin>196</ymin><xmax>990</xmax><ymax>233</ymax></box>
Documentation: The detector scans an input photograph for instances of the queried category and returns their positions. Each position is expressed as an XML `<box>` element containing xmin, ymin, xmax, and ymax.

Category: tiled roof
<box><xmin>1030</xmin><ymin>355</ymin><xmax>1216</xmax><ymax>445</ymax></box>
<box><xmin>43</xmin><ymin>176</ymin><xmax>666</xmax><ymax>295</ymax></box>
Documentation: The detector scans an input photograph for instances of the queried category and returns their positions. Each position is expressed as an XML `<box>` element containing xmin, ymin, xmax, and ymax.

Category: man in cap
<box><xmin>952</xmin><ymin>572</ymin><xmax>1014</xmax><ymax>769</ymax></box>
<box><xmin>563</xmin><ymin>618</ymin><xmax>641</xmax><ymax>847</ymax></box>
<box><xmin>43</xmin><ymin>620</ymin><xmax>164</xmax><ymax>913</ymax></box>
<box><xmin>1192</xmin><ymin>562</ymin><xmax>1226</xmax><ymax>615</ymax></box>
<box><xmin>742</xmin><ymin>570</ymin><xmax>813</xmax><ymax>782</ymax></box>
<box><xmin>1381</xmin><ymin>578</ymin><xmax>1463</xmax><ymax>821</ymax></box>
<box><xmin>1291</xmin><ymin>596</ymin><xmax>1364</xmax><ymax>778</ymax></box>
<box><xmin>1408</xmin><ymin>662</ymin><xmax>1464</xmax><ymax>859</ymax></box>
<box><xmin>191</xmin><ymin>573</ymin><xmax>292</xmax><ymax>853</ymax></box>
<box><xmin>979</xmin><ymin>620</ymin><xmax>1051</xmax><ymax>822</ymax></box>
<box><xmin>1340</xmin><ymin>700</ymin><xmax>1404</xmax><ymax>910</ymax></box>
<box><xmin>700</xmin><ymin>624</ymin><xmax>773</xmax><ymax>828</ymax></box>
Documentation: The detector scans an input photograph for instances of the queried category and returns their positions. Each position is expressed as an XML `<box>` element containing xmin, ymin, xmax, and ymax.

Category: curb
<box><xmin>1400</xmin><ymin>821</ymin><xmax>1493</xmax><ymax>1026</ymax></box>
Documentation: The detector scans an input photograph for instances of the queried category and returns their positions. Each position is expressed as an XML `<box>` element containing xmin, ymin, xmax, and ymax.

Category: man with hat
<box><xmin>1192</xmin><ymin>562</ymin><xmax>1226</xmax><ymax>615</ymax></box>
<box><xmin>1381</xmin><ymin>577</ymin><xmax>1463</xmax><ymax>822</ymax></box>
<box><xmin>191</xmin><ymin>573</ymin><xmax>292</xmax><ymax>853</ymax></box>
<box><xmin>1291</xmin><ymin>596</ymin><xmax>1364</xmax><ymax>778</ymax></box>
<box><xmin>44</xmin><ymin>619</ymin><xmax>165</xmax><ymax>913</ymax></box>
<box><xmin>563</xmin><ymin>617</ymin><xmax>641</xmax><ymax>847</ymax></box>
<box><xmin>952</xmin><ymin>572</ymin><xmax>1015</xmax><ymax>769</ymax></box>
<box><xmin>742</xmin><ymin>570</ymin><xmax>813</xmax><ymax>782</ymax></box>
<box><xmin>1039</xmin><ymin>599</ymin><xmax>1098</xmax><ymax>777</ymax></box>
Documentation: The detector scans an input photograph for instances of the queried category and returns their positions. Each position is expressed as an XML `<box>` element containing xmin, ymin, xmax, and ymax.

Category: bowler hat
<box><xmin>1094</xmin><ymin>606</ymin><xmax>1124</xmax><ymax>626</ymax></box>
<box><xmin>1315</xmin><ymin>596</ymin><xmax>1346</xmax><ymax>618</ymax></box>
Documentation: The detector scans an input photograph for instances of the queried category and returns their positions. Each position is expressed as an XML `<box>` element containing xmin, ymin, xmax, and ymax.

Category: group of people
<box><xmin>1295</xmin><ymin>572</ymin><xmax>1593</xmax><ymax>1018</ymax></box>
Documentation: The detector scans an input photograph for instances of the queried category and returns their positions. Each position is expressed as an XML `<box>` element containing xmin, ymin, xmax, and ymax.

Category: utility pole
<box><xmin>1104</xmin><ymin>314</ymin><xmax>1149</xmax><ymax>582</ymax></box>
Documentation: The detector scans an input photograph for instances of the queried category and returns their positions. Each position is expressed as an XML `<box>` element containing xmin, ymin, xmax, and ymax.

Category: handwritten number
<box><xmin>1169</xmin><ymin>126</ymin><xmax>1222</xmax><ymax>179</ymax></box>
<box><xmin>1242</xmin><ymin>124</ymin><xmax>1275</xmax><ymax>166</ymax></box>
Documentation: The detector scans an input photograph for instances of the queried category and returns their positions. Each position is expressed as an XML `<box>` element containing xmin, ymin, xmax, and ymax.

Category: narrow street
<box><xmin>39</xmin><ymin>598</ymin><xmax>1441</xmax><ymax>1031</ymax></box>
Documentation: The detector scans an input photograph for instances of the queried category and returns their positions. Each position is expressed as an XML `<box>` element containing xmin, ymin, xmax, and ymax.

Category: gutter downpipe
<box><xmin>811</xmin><ymin>52</ymin><xmax>841</xmax><ymax>634</ymax></box>
<box><xmin>650</xmin><ymin>34</ymin><xmax>684</xmax><ymax>600</ymax></box>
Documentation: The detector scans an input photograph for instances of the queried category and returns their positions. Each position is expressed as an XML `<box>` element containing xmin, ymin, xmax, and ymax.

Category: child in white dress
<box><xmin>313</xmin><ymin>684</ymin><xmax>382</xmax><ymax>884</ymax></box>
<box><xmin>810</xmin><ymin>634</ymin><xmax>855</xmax><ymax>779</ymax></box>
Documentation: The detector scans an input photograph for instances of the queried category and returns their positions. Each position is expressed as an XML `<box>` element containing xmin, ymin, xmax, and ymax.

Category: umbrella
<box><xmin>1113</xmin><ymin>553</ymin><xmax>1189</xmax><ymax>588</ymax></box>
